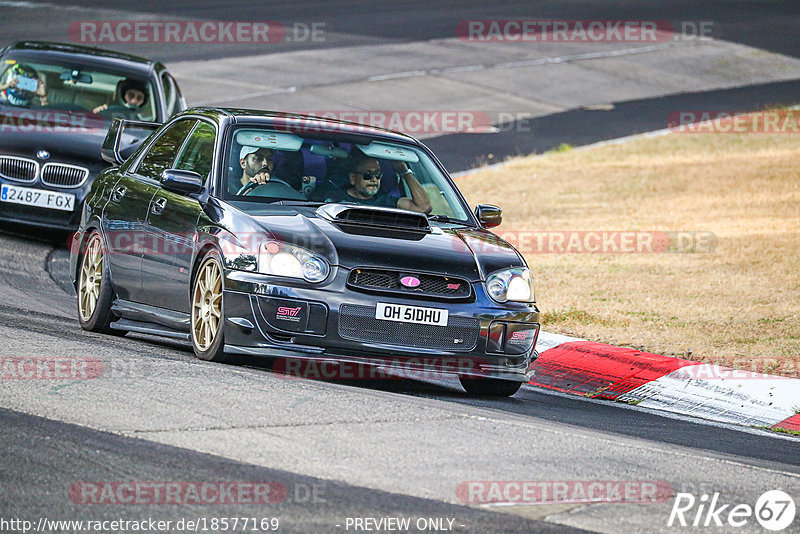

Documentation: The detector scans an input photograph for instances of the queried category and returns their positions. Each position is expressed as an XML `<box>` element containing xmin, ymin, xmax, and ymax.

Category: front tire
<box><xmin>77</xmin><ymin>230</ymin><xmax>116</xmax><ymax>333</ymax></box>
<box><xmin>191</xmin><ymin>251</ymin><xmax>226</xmax><ymax>362</ymax></box>
<box><xmin>459</xmin><ymin>376</ymin><xmax>522</xmax><ymax>397</ymax></box>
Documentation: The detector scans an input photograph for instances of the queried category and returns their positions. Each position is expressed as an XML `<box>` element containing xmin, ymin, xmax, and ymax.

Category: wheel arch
<box><xmin>72</xmin><ymin>220</ymin><xmax>104</xmax><ymax>293</ymax></box>
<box><xmin>189</xmin><ymin>240</ymin><xmax>223</xmax><ymax>301</ymax></box>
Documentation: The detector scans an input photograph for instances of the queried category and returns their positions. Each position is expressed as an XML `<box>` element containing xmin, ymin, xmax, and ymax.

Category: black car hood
<box><xmin>0</xmin><ymin>108</ymin><xmax>108</xmax><ymax>164</ymax></box>
<box><xmin>244</xmin><ymin>205</ymin><xmax>524</xmax><ymax>281</ymax></box>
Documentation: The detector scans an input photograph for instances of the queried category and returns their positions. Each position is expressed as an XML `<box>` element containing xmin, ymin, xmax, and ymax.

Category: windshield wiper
<box><xmin>427</xmin><ymin>214</ymin><xmax>472</xmax><ymax>226</ymax></box>
<box><xmin>427</xmin><ymin>214</ymin><xmax>456</xmax><ymax>223</ymax></box>
<box><xmin>277</xmin><ymin>199</ymin><xmax>326</xmax><ymax>206</ymax></box>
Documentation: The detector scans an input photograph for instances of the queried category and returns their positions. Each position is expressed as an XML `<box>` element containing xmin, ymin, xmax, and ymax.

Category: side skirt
<box><xmin>110</xmin><ymin>318</ymin><xmax>191</xmax><ymax>341</ymax></box>
<box><xmin>111</xmin><ymin>299</ymin><xmax>191</xmax><ymax>340</ymax></box>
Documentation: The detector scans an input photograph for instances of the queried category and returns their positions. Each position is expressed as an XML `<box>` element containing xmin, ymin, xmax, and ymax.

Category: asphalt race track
<box><xmin>2</xmin><ymin>2</ymin><xmax>800</xmax><ymax>533</ymax></box>
<box><xmin>0</xmin><ymin>223</ymin><xmax>798</xmax><ymax>532</ymax></box>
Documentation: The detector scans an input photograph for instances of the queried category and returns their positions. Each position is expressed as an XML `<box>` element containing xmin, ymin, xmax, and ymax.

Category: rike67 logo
<box><xmin>668</xmin><ymin>490</ymin><xmax>796</xmax><ymax>531</ymax></box>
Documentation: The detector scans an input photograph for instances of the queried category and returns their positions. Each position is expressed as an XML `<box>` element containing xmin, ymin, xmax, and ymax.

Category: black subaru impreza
<box><xmin>69</xmin><ymin>107</ymin><xmax>539</xmax><ymax>396</ymax></box>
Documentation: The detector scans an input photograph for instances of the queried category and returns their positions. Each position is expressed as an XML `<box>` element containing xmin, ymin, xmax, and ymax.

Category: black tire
<box><xmin>77</xmin><ymin>230</ymin><xmax>117</xmax><ymax>334</ymax></box>
<box><xmin>459</xmin><ymin>376</ymin><xmax>522</xmax><ymax>397</ymax></box>
<box><xmin>190</xmin><ymin>251</ymin><xmax>227</xmax><ymax>362</ymax></box>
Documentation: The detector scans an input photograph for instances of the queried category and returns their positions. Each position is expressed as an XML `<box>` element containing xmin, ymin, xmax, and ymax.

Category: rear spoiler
<box><xmin>101</xmin><ymin>118</ymin><xmax>160</xmax><ymax>165</ymax></box>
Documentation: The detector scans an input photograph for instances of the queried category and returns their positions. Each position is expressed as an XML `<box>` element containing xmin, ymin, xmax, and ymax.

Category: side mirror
<box><xmin>100</xmin><ymin>118</ymin><xmax>125</xmax><ymax>164</ymax></box>
<box><xmin>101</xmin><ymin>118</ymin><xmax>160</xmax><ymax>165</ymax></box>
<box><xmin>160</xmin><ymin>169</ymin><xmax>204</xmax><ymax>195</ymax></box>
<box><xmin>474</xmin><ymin>204</ymin><xmax>502</xmax><ymax>228</ymax></box>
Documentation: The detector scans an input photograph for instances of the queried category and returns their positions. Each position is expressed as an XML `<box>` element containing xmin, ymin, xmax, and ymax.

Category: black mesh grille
<box><xmin>348</xmin><ymin>269</ymin><xmax>472</xmax><ymax>299</ymax></box>
<box><xmin>353</xmin><ymin>270</ymin><xmax>397</xmax><ymax>288</ymax></box>
<box><xmin>339</xmin><ymin>304</ymin><xmax>479</xmax><ymax>351</ymax></box>
<box><xmin>41</xmin><ymin>163</ymin><xmax>89</xmax><ymax>187</ymax></box>
<box><xmin>0</xmin><ymin>156</ymin><xmax>37</xmax><ymax>182</ymax></box>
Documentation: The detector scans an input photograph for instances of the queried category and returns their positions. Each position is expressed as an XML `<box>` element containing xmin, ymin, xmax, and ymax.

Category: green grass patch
<box><xmin>542</xmin><ymin>307</ymin><xmax>617</xmax><ymax>327</ymax></box>
<box><xmin>757</xmin><ymin>317</ymin><xmax>787</xmax><ymax>324</ymax></box>
<box><xmin>546</xmin><ymin>143</ymin><xmax>574</xmax><ymax>154</ymax></box>
<box><xmin>772</xmin><ymin>427</ymin><xmax>800</xmax><ymax>437</ymax></box>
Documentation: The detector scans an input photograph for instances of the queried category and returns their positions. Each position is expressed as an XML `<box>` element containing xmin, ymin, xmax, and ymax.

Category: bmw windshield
<box><xmin>0</xmin><ymin>56</ymin><xmax>156</xmax><ymax>121</ymax></box>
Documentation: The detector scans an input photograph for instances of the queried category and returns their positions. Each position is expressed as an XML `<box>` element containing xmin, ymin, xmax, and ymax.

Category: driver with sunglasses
<box><xmin>341</xmin><ymin>154</ymin><xmax>432</xmax><ymax>213</ymax></box>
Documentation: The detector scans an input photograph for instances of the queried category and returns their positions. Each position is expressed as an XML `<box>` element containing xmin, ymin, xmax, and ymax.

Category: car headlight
<box><xmin>485</xmin><ymin>267</ymin><xmax>535</xmax><ymax>303</ymax></box>
<box><xmin>259</xmin><ymin>241</ymin><xmax>330</xmax><ymax>283</ymax></box>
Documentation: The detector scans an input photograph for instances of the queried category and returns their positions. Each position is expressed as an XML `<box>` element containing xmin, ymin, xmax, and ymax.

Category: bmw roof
<box><xmin>2</xmin><ymin>41</ymin><xmax>158</xmax><ymax>76</ymax></box>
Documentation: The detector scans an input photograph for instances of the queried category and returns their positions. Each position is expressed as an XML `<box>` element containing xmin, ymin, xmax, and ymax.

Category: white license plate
<box><xmin>0</xmin><ymin>183</ymin><xmax>75</xmax><ymax>212</ymax></box>
<box><xmin>375</xmin><ymin>302</ymin><xmax>449</xmax><ymax>326</ymax></box>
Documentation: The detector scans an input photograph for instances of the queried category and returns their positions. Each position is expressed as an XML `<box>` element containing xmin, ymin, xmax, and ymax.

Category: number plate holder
<box><xmin>0</xmin><ymin>183</ymin><xmax>75</xmax><ymax>211</ymax></box>
<box><xmin>375</xmin><ymin>302</ymin><xmax>448</xmax><ymax>326</ymax></box>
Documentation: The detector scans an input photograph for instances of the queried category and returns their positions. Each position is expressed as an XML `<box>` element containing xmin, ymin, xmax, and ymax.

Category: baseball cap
<box><xmin>240</xmin><ymin>146</ymin><xmax>273</xmax><ymax>160</ymax></box>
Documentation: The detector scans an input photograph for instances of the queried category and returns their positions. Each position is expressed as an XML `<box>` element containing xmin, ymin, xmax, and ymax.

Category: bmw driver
<box><xmin>0</xmin><ymin>63</ymin><xmax>49</xmax><ymax>107</ymax></box>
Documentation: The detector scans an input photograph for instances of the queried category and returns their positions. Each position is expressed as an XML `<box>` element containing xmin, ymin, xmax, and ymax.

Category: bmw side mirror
<box><xmin>160</xmin><ymin>169</ymin><xmax>204</xmax><ymax>195</ymax></box>
<box><xmin>475</xmin><ymin>204</ymin><xmax>502</xmax><ymax>228</ymax></box>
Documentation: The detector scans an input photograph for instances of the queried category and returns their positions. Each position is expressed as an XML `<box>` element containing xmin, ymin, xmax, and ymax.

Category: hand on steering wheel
<box><xmin>236</xmin><ymin>176</ymin><xmax>294</xmax><ymax>196</ymax></box>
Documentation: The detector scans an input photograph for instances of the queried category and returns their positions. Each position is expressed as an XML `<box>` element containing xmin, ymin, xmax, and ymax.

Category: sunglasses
<box><xmin>355</xmin><ymin>170</ymin><xmax>383</xmax><ymax>181</ymax></box>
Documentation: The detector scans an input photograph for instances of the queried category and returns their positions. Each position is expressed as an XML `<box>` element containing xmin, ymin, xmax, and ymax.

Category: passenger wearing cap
<box><xmin>230</xmin><ymin>145</ymin><xmax>275</xmax><ymax>195</ymax></box>
<box><xmin>0</xmin><ymin>63</ymin><xmax>48</xmax><ymax>107</ymax></box>
<box><xmin>92</xmin><ymin>77</ymin><xmax>148</xmax><ymax>117</ymax></box>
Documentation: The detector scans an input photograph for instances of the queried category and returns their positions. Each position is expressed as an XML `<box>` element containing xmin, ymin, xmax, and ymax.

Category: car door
<box><xmin>140</xmin><ymin>120</ymin><xmax>217</xmax><ymax>312</ymax></box>
<box><xmin>104</xmin><ymin>118</ymin><xmax>197</xmax><ymax>304</ymax></box>
<box><xmin>102</xmin><ymin>177</ymin><xmax>160</xmax><ymax>303</ymax></box>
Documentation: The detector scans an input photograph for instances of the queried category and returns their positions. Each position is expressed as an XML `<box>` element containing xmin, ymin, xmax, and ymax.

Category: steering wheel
<box><xmin>236</xmin><ymin>177</ymin><xmax>294</xmax><ymax>196</ymax></box>
<box><xmin>236</xmin><ymin>180</ymin><xmax>306</xmax><ymax>201</ymax></box>
<box><xmin>97</xmin><ymin>105</ymin><xmax>137</xmax><ymax>119</ymax></box>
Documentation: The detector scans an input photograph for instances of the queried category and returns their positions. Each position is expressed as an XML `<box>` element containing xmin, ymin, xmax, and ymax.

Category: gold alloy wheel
<box><xmin>191</xmin><ymin>258</ymin><xmax>223</xmax><ymax>351</ymax></box>
<box><xmin>78</xmin><ymin>234</ymin><xmax>103</xmax><ymax>322</ymax></box>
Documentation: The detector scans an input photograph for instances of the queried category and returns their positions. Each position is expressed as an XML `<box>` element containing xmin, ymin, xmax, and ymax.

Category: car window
<box><xmin>0</xmin><ymin>58</ymin><xmax>157</xmax><ymax>121</ymax></box>
<box><xmin>135</xmin><ymin>119</ymin><xmax>197</xmax><ymax>178</ymax></box>
<box><xmin>162</xmin><ymin>72</ymin><xmax>185</xmax><ymax>117</ymax></box>
<box><xmin>223</xmin><ymin>127</ymin><xmax>471</xmax><ymax>221</ymax></box>
<box><xmin>174</xmin><ymin>121</ymin><xmax>216</xmax><ymax>180</ymax></box>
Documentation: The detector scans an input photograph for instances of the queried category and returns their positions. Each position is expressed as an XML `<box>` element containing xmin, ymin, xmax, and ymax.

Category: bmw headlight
<box><xmin>485</xmin><ymin>267</ymin><xmax>535</xmax><ymax>303</ymax></box>
<box><xmin>259</xmin><ymin>241</ymin><xmax>330</xmax><ymax>283</ymax></box>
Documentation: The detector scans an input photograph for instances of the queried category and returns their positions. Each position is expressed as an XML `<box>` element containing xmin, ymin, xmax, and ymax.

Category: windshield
<box><xmin>0</xmin><ymin>56</ymin><xmax>156</xmax><ymax>121</ymax></box>
<box><xmin>223</xmin><ymin>126</ymin><xmax>471</xmax><ymax>222</ymax></box>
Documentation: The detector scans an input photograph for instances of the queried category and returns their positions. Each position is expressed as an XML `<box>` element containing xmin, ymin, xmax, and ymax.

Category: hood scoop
<box><xmin>316</xmin><ymin>204</ymin><xmax>431</xmax><ymax>238</ymax></box>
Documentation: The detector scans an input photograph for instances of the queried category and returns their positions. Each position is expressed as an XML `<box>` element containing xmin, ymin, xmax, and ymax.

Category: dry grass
<box><xmin>457</xmin><ymin>132</ymin><xmax>800</xmax><ymax>377</ymax></box>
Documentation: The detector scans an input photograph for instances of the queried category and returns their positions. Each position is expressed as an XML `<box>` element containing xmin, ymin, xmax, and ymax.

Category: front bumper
<box><xmin>222</xmin><ymin>268</ymin><xmax>540</xmax><ymax>382</ymax></box>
